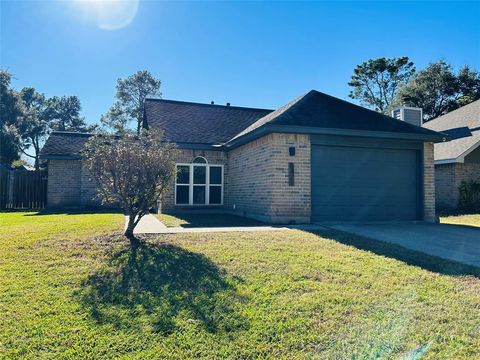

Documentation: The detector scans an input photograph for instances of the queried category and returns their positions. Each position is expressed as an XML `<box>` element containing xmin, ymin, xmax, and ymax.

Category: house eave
<box><xmin>224</xmin><ymin>124</ymin><xmax>446</xmax><ymax>149</ymax></box>
<box><xmin>433</xmin><ymin>139</ymin><xmax>480</xmax><ymax>165</ymax></box>
<box><xmin>434</xmin><ymin>158</ymin><xmax>461</xmax><ymax>165</ymax></box>
<box><xmin>175</xmin><ymin>142</ymin><xmax>224</xmax><ymax>151</ymax></box>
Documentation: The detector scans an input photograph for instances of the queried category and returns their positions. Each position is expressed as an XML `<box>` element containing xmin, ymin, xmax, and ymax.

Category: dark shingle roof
<box><xmin>40</xmin><ymin>131</ymin><xmax>92</xmax><ymax>159</ymax></box>
<box><xmin>144</xmin><ymin>99</ymin><xmax>273</xmax><ymax>145</ymax></box>
<box><xmin>229</xmin><ymin>90</ymin><xmax>442</xmax><ymax>142</ymax></box>
<box><xmin>423</xmin><ymin>100</ymin><xmax>480</xmax><ymax>161</ymax></box>
<box><xmin>41</xmin><ymin>90</ymin><xmax>446</xmax><ymax>159</ymax></box>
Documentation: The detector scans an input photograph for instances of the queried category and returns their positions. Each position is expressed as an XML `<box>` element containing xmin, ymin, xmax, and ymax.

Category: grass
<box><xmin>1</xmin><ymin>212</ymin><xmax>479</xmax><ymax>359</ymax></box>
<box><xmin>155</xmin><ymin>212</ymin><xmax>265</xmax><ymax>228</ymax></box>
<box><xmin>440</xmin><ymin>213</ymin><xmax>480</xmax><ymax>228</ymax></box>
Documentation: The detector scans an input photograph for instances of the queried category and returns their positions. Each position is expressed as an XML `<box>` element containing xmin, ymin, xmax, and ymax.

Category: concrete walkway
<box><xmin>127</xmin><ymin>214</ymin><xmax>328</xmax><ymax>234</ymax></box>
<box><xmin>125</xmin><ymin>214</ymin><xmax>167</xmax><ymax>234</ymax></box>
<box><xmin>325</xmin><ymin>222</ymin><xmax>480</xmax><ymax>267</ymax></box>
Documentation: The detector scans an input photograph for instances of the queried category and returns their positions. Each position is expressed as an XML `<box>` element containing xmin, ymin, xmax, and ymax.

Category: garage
<box><xmin>311</xmin><ymin>136</ymin><xmax>422</xmax><ymax>222</ymax></box>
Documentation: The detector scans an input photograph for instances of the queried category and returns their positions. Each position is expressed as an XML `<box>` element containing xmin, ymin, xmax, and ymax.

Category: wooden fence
<box><xmin>0</xmin><ymin>169</ymin><xmax>47</xmax><ymax>210</ymax></box>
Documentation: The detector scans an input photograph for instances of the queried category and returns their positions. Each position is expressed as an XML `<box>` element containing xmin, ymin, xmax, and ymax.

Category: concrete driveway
<box><xmin>325</xmin><ymin>222</ymin><xmax>480</xmax><ymax>267</ymax></box>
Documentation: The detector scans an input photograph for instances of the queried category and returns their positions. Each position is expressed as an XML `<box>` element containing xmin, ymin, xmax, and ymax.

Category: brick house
<box><xmin>423</xmin><ymin>100</ymin><xmax>480</xmax><ymax>211</ymax></box>
<box><xmin>40</xmin><ymin>90</ymin><xmax>444</xmax><ymax>223</ymax></box>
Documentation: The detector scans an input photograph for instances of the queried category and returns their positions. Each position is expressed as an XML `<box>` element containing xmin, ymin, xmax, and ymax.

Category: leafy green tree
<box><xmin>17</xmin><ymin>88</ymin><xmax>49</xmax><ymax>170</ymax></box>
<box><xmin>0</xmin><ymin>127</ymin><xmax>20</xmax><ymax>166</ymax></box>
<box><xmin>397</xmin><ymin>61</ymin><xmax>480</xmax><ymax>120</ymax></box>
<box><xmin>11</xmin><ymin>159</ymin><xmax>31</xmax><ymax>169</ymax></box>
<box><xmin>457</xmin><ymin>65</ymin><xmax>480</xmax><ymax>107</ymax></box>
<box><xmin>0</xmin><ymin>70</ymin><xmax>23</xmax><ymax>165</ymax></box>
<box><xmin>82</xmin><ymin>129</ymin><xmax>176</xmax><ymax>243</ymax></box>
<box><xmin>348</xmin><ymin>57</ymin><xmax>415</xmax><ymax>114</ymax></box>
<box><xmin>100</xmin><ymin>102</ymin><xmax>130</xmax><ymax>134</ymax></box>
<box><xmin>102</xmin><ymin>70</ymin><xmax>161</xmax><ymax>134</ymax></box>
<box><xmin>46</xmin><ymin>95</ymin><xmax>95</xmax><ymax>132</ymax></box>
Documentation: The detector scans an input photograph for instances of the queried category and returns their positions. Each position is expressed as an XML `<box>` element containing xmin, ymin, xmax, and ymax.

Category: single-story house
<box><xmin>40</xmin><ymin>90</ymin><xmax>445</xmax><ymax>223</ymax></box>
<box><xmin>423</xmin><ymin>100</ymin><xmax>480</xmax><ymax>210</ymax></box>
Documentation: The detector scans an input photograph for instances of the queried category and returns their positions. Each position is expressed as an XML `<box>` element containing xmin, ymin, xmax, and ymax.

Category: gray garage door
<box><xmin>311</xmin><ymin>145</ymin><xmax>420</xmax><ymax>222</ymax></box>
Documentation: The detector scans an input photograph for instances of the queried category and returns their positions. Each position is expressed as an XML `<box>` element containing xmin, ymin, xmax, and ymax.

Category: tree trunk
<box><xmin>124</xmin><ymin>213</ymin><xmax>139</xmax><ymax>248</ymax></box>
<box><xmin>33</xmin><ymin>140</ymin><xmax>40</xmax><ymax>171</ymax></box>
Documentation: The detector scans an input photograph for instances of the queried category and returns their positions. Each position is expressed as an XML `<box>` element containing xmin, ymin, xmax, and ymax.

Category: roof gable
<box><xmin>144</xmin><ymin>99</ymin><xmax>273</xmax><ymax>145</ymax></box>
<box><xmin>229</xmin><ymin>90</ymin><xmax>442</xmax><ymax>144</ymax></box>
<box><xmin>423</xmin><ymin>100</ymin><xmax>480</xmax><ymax>162</ymax></box>
<box><xmin>40</xmin><ymin>131</ymin><xmax>92</xmax><ymax>159</ymax></box>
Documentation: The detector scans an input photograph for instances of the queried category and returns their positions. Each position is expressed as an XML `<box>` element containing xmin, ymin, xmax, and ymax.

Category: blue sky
<box><xmin>1</xmin><ymin>1</ymin><xmax>479</xmax><ymax>126</ymax></box>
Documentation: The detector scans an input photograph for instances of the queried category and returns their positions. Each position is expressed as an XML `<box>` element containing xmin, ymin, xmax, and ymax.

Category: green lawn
<box><xmin>1</xmin><ymin>212</ymin><xmax>479</xmax><ymax>359</ymax></box>
<box><xmin>440</xmin><ymin>213</ymin><xmax>480</xmax><ymax>228</ymax></box>
<box><xmin>155</xmin><ymin>213</ymin><xmax>265</xmax><ymax>227</ymax></box>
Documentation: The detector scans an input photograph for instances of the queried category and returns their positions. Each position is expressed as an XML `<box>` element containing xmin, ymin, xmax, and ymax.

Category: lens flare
<box><xmin>75</xmin><ymin>0</ymin><xmax>139</xmax><ymax>30</ymax></box>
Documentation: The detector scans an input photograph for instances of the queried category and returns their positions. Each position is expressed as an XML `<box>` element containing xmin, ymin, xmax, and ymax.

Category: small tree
<box><xmin>397</xmin><ymin>61</ymin><xmax>480</xmax><ymax>121</ymax></box>
<box><xmin>0</xmin><ymin>70</ymin><xmax>24</xmax><ymax>165</ymax></box>
<box><xmin>458</xmin><ymin>180</ymin><xmax>480</xmax><ymax>213</ymax></box>
<box><xmin>17</xmin><ymin>87</ymin><xmax>49</xmax><ymax>170</ymax></box>
<box><xmin>101</xmin><ymin>70</ymin><xmax>161</xmax><ymax>134</ymax></box>
<box><xmin>348</xmin><ymin>57</ymin><xmax>415</xmax><ymax>114</ymax></box>
<box><xmin>82</xmin><ymin>129</ymin><xmax>177</xmax><ymax>244</ymax></box>
<box><xmin>46</xmin><ymin>95</ymin><xmax>96</xmax><ymax>132</ymax></box>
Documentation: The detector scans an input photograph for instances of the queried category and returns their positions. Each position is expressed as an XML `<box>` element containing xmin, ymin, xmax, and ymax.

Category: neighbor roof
<box><xmin>144</xmin><ymin>99</ymin><xmax>273</xmax><ymax>145</ymax></box>
<box><xmin>227</xmin><ymin>90</ymin><xmax>444</xmax><ymax>146</ymax></box>
<box><xmin>40</xmin><ymin>131</ymin><xmax>92</xmax><ymax>159</ymax></box>
<box><xmin>423</xmin><ymin>100</ymin><xmax>480</xmax><ymax>163</ymax></box>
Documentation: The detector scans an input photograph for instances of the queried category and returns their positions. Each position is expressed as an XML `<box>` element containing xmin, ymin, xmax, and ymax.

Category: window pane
<box><xmin>176</xmin><ymin>165</ymin><xmax>190</xmax><ymax>184</ymax></box>
<box><xmin>193</xmin><ymin>186</ymin><xmax>206</xmax><ymax>204</ymax></box>
<box><xmin>176</xmin><ymin>185</ymin><xmax>189</xmax><ymax>204</ymax></box>
<box><xmin>209</xmin><ymin>186</ymin><xmax>222</xmax><ymax>204</ymax></box>
<box><xmin>193</xmin><ymin>157</ymin><xmax>207</xmax><ymax>164</ymax></box>
<box><xmin>194</xmin><ymin>166</ymin><xmax>206</xmax><ymax>184</ymax></box>
<box><xmin>209</xmin><ymin>166</ymin><xmax>222</xmax><ymax>185</ymax></box>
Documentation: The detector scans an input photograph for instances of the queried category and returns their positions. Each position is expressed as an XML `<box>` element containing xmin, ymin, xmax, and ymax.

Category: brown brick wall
<box><xmin>80</xmin><ymin>162</ymin><xmax>100</xmax><ymax>206</ymax></box>
<box><xmin>47</xmin><ymin>160</ymin><xmax>100</xmax><ymax>207</ymax></box>
<box><xmin>47</xmin><ymin>160</ymin><xmax>81</xmax><ymax>207</ymax></box>
<box><xmin>269</xmin><ymin>133</ymin><xmax>311</xmax><ymax>223</ymax></box>
<box><xmin>226</xmin><ymin>134</ymin><xmax>275</xmax><ymax>221</ymax></box>
<box><xmin>423</xmin><ymin>142</ymin><xmax>436</xmax><ymax>222</ymax></box>
<box><xmin>435</xmin><ymin>163</ymin><xmax>458</xmax><ymax>210</ymax></box>
<box><xmin>227</xmin><ymin>133</ymin><xmax>311</xmax><ymax>223</ymax></box>
<box><xmin>461</xmin><ymin>162</ymin><xmax>480</xmax><ymax>182</ymax></box>
<box><xmin>435</xmin><ymin>162</ymin><xmax>480</xmax><ymax>210</ymax></box>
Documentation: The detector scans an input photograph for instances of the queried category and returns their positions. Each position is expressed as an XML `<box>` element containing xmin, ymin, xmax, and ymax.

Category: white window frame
<box><xmin>175</xmin><ymin>162</ymin><xmax>224</xmax><ymax>206</ymax></box>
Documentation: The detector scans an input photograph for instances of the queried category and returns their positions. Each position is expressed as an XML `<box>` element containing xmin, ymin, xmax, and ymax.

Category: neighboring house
<box><xmin>40</xmin><ymin>90</ymin><xmax>444</xmax><ymax>223</ymax></box>
<box><xmin>423</xmin><ymin>100</ymin><xmax>480</xmax><ymax>210</ymax></box>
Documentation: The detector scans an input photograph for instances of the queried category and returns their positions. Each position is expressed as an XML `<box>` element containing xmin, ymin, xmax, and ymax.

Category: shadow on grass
<box><xmin>162</xmin><ymin>213</ymin><xmax>265</xmax><ymax>228</ymax></box>
<box><xmin>77</xmin><ymin>240</ymin><xmax>247</xmax><ymax>334</ymax></box>
<box><xmin>24</xmin><ymin>207</ymin><xmax>122</xmax><ymax>216</ymax></box>
<box><xmin>313</xmin><ymin>230</ymin><xmax>480</xmax><ymax>278</ymax></box>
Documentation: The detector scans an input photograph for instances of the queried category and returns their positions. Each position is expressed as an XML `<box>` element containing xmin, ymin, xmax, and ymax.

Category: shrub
<box><xmin>83</xmin><ymin>129</ymin><xmax>177</xmax><ymax>242</ymax></box>
<box><xmin>458</xmin><ymin>180</ymin><xmax>480</xmax><ymax>213</ymax></box>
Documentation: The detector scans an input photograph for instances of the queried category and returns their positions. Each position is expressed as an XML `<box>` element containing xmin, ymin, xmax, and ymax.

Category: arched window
<box><xmin>175</xmin><ymin>157</ymin><xmax>223</xmax><ymax>206</ymax></box>
<box><xmin>193</xmin><ymin>156</ymin><xmax>207</xmax><ymax>164</ymax></box>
